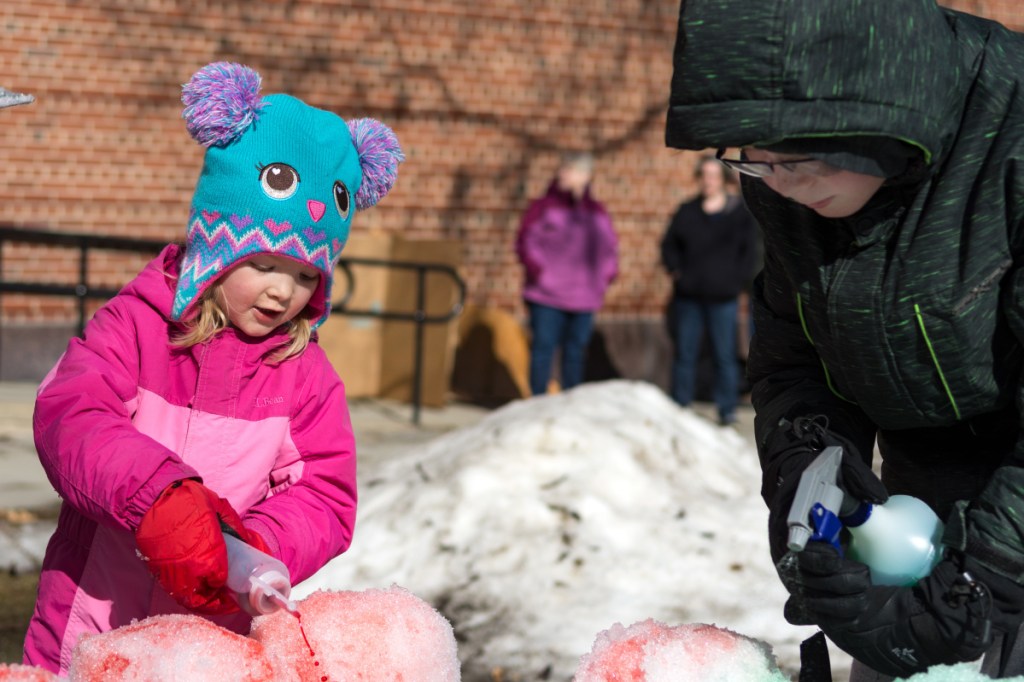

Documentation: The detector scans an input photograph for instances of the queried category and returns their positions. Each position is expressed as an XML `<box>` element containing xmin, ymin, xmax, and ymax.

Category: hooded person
<box><xmin>665</xmin><ymin>1</ymin><xmax>1024</xmax><ymax>679</ymax></box>
<box><xmin>25</xmin><ymin>62</ymin><xmax>403</xmax><ymax>675</ymax></box>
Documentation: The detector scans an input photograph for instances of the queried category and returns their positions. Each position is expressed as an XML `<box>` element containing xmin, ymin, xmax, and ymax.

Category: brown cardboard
<box><xmin>450</xmin><ymin>303</ymin><xmax>531</xmax><ymax>405</ymax></box>
<box><xmin>318</xmin><ymin>233</ymin><xmax>463</xmax><ymax>406</ymax></box>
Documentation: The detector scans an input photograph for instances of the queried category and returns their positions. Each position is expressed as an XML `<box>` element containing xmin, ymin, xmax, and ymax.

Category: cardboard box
<box><xmin>318</xmin><ymin>233</ymin><xmax>463</xmax><ymax>407</ymax></box>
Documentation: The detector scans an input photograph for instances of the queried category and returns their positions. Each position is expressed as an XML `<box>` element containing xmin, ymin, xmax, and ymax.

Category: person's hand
<box><xmin>763</xmin><ymin>415</ymin><xmax>888</xmax><ymax>563</ymax></box>
<box><xmin>134</xmin><ymin>479</ymin><xmax>270</xmax><ymax>614</ymax></box>
<box><xmin>781</xmin><ymin>543</ymin><xmax>994</xmax><ymax>676</ymax></box>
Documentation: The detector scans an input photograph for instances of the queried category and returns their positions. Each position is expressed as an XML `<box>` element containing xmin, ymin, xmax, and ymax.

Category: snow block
<box><xmin>0</xmin><ymin>664</ymin><xmax>61</xmax><ymax>681</ymax></box>
<box><xmin>250</xmin><ymin>585</ymin><xmax>460</xmax><ymax>681</ymax></box>
<box><xmin>574</xmin><ymin>619</ymin><xmax>789</xmax><ymax>682</ymax></box>
<box><xmin>66</xmin><ymin>614</ymin><xmax>275</xmax><ymax>681</ymax></box>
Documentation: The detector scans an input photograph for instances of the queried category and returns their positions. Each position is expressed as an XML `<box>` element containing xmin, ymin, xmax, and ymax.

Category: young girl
<box><xmin>24</xmin><ymin>62</ymin><xmax>404</xmax><ymax>675</ymax></box>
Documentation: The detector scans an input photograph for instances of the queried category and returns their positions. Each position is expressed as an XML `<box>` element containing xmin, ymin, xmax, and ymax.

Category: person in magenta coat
<box><xmin>515</xmin><ymin>152</ymin><xmax>619</xmax><ymax>395</ymax></box>
<box><xmin>23</xmin><ymin>62</ymin><xmax>404</xmax><ymax>675</ymax></box>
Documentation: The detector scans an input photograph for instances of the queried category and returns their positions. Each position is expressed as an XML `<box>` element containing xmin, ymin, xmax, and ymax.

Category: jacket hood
<box><xmin>543</xmin><ymin>179</ymin><xmax>600</xmax><ymax>208</ymax></box>
<box><xmin>665</xmin><ymin>0</ymin><xmax>968</xmax><ymax>167</ymax></box>
<box><xmin>118</xmin><ymin>244</ymin><xmax>182</xmax><ymax>321</ymax></box>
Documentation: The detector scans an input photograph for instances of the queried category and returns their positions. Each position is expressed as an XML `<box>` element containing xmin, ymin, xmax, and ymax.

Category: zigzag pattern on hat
<box><xmin>172</xmin><ymin>207</ymin><xmax>343</xmax><ymax>319</ymax></box>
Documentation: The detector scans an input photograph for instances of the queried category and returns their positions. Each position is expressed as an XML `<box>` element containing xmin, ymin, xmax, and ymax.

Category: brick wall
<box><xmin>1</xmin><ymin>0</ymin><xmax>1021</xmax><ymax>329</ymax></box>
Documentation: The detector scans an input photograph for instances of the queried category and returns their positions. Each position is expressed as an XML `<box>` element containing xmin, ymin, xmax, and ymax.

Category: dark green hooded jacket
<box><xmin>666</xmin><ymin>0</ymin><xmax>1024</xmax><ymax>584</ymax></box>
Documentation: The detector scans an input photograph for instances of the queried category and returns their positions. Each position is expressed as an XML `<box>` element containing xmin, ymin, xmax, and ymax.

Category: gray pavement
<box><xmin>0</xmin><ymin>381</ymin><xmax>755</xmax><ymax>575</ymax></box>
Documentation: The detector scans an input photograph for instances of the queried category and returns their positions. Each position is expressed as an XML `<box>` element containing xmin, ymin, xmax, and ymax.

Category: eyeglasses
<box><xmin>715</xmin><ymin>148</ymin><xmax>841</xmax><ymax>178</ymax></box>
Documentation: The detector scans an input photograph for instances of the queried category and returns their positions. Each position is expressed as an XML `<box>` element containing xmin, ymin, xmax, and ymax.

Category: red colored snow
<box><xmin>66</xmin><ymin>614</ymin><xmax>275</xmax><ymax>682</ymax></box>
<box><xmin>0</xmin><ymin>664</ymin><xmax>61</xmax><ymax>681</ymax></box>
<box><xmin>250</xmin><ymin>586</ymin><xmax>459</xmax><ymax>682</ymax></box>
<box><xmin>575</xmin><ymin>619</ymin><xmax>780</xmax><ymax>682</ymax></box>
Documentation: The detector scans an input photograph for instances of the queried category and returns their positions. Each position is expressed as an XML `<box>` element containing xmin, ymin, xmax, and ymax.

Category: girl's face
<box><xmin>214</xmin><ymin>255</ymin><xmax>320</xmax><ymax>337</ymax></box>
<box><xmin>743</xmin><ymin>148</ymin><xmax>886</xmax><ymax>218</ymax></box>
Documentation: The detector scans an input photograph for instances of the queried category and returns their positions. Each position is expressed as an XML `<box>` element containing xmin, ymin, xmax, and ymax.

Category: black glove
<box><xmin>781</xmin><ymin>543</ymin><xmax>994</xmax><ymax>676</ymax></box>
<box><xmin>957</xmin><ymin>533</ymin><xmax>1024</xmax><ymax>636</ymax></box>
<box><xmin>763</xmin><ymin>415</ymin><xmax>888</xmax><ymax>563</ymax></box>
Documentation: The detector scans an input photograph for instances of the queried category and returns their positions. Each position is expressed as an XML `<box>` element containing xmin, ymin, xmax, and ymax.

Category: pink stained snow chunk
<box><xmin>574</xmin><ymin>619</ymin><xmax>789</xmax><ymax>682</ymax></box>
<box><xmin>250</xmin><ymin>585</ymin><xmax>460</xmax><ymax>682</ymax></box>
<box><xmin>66</xmin><ymin>613</ymin><xmax>275</xmax><ymax>682</ymax></box>
<box><xmin>0</xmin><ymin>664</ymin><xmax>61</xmax><ymax>681</ymax></box>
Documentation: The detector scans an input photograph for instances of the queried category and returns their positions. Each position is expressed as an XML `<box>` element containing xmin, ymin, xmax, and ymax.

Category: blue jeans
<box><xmin>526</xmin><ymin>301</ymin><xmax>594</xmax><ymax>395</ymax></box>
<box><xmin>668</xmin><ymin>297</ymin><xmax>739</xmax><ymax>421</ymax></box>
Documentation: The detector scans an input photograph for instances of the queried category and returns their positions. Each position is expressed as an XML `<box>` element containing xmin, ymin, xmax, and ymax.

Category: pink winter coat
<box><xmin>24</xmin><ymin>244</ymin><xmax>357</xmax><ymax>675</ymax></box>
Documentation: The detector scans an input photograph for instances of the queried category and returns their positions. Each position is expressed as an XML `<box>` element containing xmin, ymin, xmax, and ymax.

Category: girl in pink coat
<box><xmin>23</xmin><ymin>62</ymin><xmax>404</xmax><ymax>675</ymax></box>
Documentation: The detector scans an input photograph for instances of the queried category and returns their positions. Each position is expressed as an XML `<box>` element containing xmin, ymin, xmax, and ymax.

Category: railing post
<box><xmin>77</xmin><ymin>240</ymin><xmax>89</xmax><ymax>337</ymax></box>
<box><xmin>411</xmin><ymin>265</ymin><xmax>427</xmax><ymax>426</ymax></box>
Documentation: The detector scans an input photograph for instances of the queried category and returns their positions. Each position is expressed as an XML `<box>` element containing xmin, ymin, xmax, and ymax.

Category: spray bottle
<box><xmin>223</xmin><ymin>532</ymin><xmax>299</xmax><ymax>616</ymax></box>
<box><xmin>786</xmin><ymin>446</ymin><xmax>945</xmax><ymax>586</ymax></box>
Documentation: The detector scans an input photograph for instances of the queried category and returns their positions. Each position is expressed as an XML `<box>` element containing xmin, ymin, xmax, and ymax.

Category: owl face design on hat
<box><xmin>173</xmin><ymin>62</ymin><xmax>404</xmax><ymax>329</ymax></box>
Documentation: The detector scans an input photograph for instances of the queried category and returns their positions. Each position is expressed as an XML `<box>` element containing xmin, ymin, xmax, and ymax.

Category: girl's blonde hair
<box><xmin>172</xmin><ymin>285</ymin><xmax>312</xmax><ymax>364</ymax></box>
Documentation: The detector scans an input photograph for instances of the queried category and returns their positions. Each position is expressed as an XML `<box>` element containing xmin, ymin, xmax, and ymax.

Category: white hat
<box><xmin>0</xmin><ymin>87</ymin><xmax>34</xmax><ymax>109</ymax></box>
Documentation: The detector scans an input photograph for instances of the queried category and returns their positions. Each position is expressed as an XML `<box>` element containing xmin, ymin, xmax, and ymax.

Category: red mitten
<box><xmin>135</xmin><ymin>479</ymin><xmax>268</xmax><ymax>615</ymax></box>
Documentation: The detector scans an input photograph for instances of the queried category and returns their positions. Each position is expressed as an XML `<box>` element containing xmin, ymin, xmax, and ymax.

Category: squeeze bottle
<box><xmin>223</xmin><ymin>532</ymin><xmax>298</xmax><ymax>616</ymax></box>
<box><xmin>843</xmin><ymin>495</ymin><xmax>945</xmax><ymax>586</ymax></box>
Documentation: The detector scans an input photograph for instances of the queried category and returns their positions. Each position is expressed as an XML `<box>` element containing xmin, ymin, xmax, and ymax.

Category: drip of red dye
<box><xmin>295</xmin><ymin>612</ymin><xmax>329</xmax><ymax>682</ymax></box>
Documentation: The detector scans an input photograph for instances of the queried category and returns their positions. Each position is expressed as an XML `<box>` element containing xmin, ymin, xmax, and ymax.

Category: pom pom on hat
<box><xmin>182</xmin><ymin>62</ymin><xmax>265</xmax><ymax>147</ymax></box>
<box><xmin>348</xmin><ymin>118</ymin><xmax>405</xmax><ymax>210</ymax></box>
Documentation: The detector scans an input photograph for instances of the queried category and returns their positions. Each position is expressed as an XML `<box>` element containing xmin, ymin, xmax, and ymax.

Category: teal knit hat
<box><xmin>174</xmin><ymin>62</ymin><xmax>404</xmax><ymax>329</ymax></box>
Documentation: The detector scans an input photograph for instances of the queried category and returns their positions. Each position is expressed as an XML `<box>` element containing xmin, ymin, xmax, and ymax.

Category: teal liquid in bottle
<box><xmin>843</xmin><ymin>495</ymin><xmax>945</xmax><ymax>586</ymax></box>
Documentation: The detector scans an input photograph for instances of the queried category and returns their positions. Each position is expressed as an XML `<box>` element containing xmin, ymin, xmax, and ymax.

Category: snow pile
<box><xmin>900</xmin><ymin>665</ymin><xmax>1024</xmax><ymax>682</ymax></box>
<box><xmin>67</xmin><ymin>614</ymin><xmax>274</xmax><ymax>681</ymax></box>
<box><xmin>58</xmin><ymin>587</ymin><xmax>458</xmax><ymax>681</ymax></box>
<box><xmin>250</xmin><ymin>586</ymin><xmax>459</xmax><ymax>681</ymax></box>
<box><xmin>574</xmin><ymin>619</ymin><xmax>789</xmax><ymax>681</ymax></box>
<box><xmin>0</xmin><ymin>664</ymin><xmax>60</xmax><ymax>681</ymax></box>
<box><xmin>298</xmin><ymin>380</ymin><xmax>819</xmax><ymax>679</ymax></box>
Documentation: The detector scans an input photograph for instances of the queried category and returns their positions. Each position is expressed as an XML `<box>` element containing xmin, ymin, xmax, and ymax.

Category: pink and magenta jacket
<box><xmin>515</xmin><ymin>181</ymin><xmax>619</xmax><ymax>313</ymax></box>
<box><xmin>24</xmin><ymin>244</ymin><xmax>357</xmax><ymax>675</ymax></box>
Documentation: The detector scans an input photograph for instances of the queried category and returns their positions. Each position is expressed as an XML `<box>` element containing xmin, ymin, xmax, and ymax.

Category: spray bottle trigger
<box><xmin>809</xmin><ymin>502</ymin><xmax>844</xmax><ymax>555</ymax></box>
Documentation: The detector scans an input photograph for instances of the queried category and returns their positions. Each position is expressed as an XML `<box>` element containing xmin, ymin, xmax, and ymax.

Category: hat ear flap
<box><xmin>347</xmin><ymin>118</ymin><xmax>405</xmax><ymax>210</ymax></box>
<box><xmin>182</xmin><ymin>62</ymin><xmax>265</xmax><ymax>148</ymax></box>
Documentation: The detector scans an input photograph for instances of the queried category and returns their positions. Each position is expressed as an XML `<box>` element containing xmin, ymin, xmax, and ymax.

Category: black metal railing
<box><xmin>331</xmin><ymin>256</ymin><xmax>466</xmax><ymax>424</ymax></box>
<box><xmin>0</xmin><ymin>226</ymin><xmax>465</xmax><ymax>424</ymax></box>
<box><xmin>0</xmin><ymin>227</ymin><xmax>168</xmax><ymax>337</ymax></box>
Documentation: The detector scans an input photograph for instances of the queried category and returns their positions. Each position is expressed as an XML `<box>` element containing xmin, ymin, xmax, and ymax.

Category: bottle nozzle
<box><xmin>249</xmin><ymin>573</ymin><xmax>298</xmax><ymax>615</ymax></box>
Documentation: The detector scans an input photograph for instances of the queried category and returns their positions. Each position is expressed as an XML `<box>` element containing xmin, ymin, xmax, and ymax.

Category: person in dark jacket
<box><xmin>665</xmin><ymin>1</ymin><xmax>1024</xmax><ymax>679</ymax></box>
<box><xmin>516</xmin><ymin>152</ymin><xmax>619</xmax><ymax>396</ymax></box>
<box><xmin>661</xmin><ymin>155</ymin><xmax>757</xmax><ymax>425</ymax></box>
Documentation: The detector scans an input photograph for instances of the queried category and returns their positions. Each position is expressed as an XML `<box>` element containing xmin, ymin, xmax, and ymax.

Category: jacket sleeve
<box><xmin>515</xmin><ymin>199</ymin><xmax>547</xmax><ymax>280</ymax></box>
<box><xmin>746</xmin><ymin>194</ymin><xmax>878</xmax><ymax>501</ymax></box>
<box><xmin>660</xmin><ymin>207</ymin><xmax>684</xmax><ymax>277</ymax></box>
<box><xmin>597</xmin><ymin>209</ymin><xmax>619</xmax><ymax>285</ymax></box>
<box><xmin>33</xmin><ymin>297</ymin><xmax>199</xmax><ymax>531</ymax></box>
<box><xmin>241</xmin><ymin>350</ymin><xmax>358</xmax><ymax>585</ymax></box>
<box><xmin>944</xmin><ymin>243</ymin><xmax>1024</xmax><ymax>582</ymax></box>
